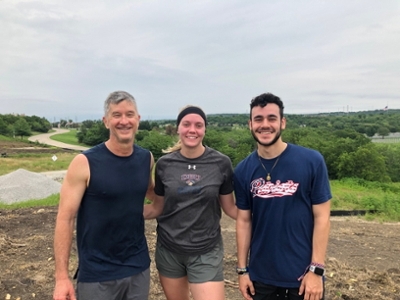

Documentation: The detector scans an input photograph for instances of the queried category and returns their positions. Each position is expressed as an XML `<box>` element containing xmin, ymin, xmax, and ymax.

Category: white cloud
<box><xmin>0</xmin><ymin>0</ymin><xmax>399</xmax><ymax>120</ymax></box>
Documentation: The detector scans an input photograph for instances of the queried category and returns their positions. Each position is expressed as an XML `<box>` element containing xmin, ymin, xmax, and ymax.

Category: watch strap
<box><xmin>309</xmin><ymin>265</ymin><xmax>325</xmax><ymax>276</ymax></box>
<box><xmin>236</xmin><ymin>266</ymin><xmax>249</xmax><ymax>275</ymax></box>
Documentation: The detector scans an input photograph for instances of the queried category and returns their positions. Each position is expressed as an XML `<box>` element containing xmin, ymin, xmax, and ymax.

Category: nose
<box><xmin>188</xmin><ymin>124</ymin><xmax>197</xmax><ymax>132</ymax></box>
<box><xmin>120</xmin><ymin>114</ymin><xmax>129</xmax><ymax>124</ymax></box>
<box><xmin>261</xmin><ymin>117</ymin><xmax>270</xmax><ymax>128</ymax></box>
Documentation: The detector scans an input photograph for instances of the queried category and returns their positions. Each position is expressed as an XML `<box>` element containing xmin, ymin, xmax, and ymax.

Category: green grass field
<box><xmin>0</xmin><ymin>152</ymin><xmax>77</xmax><ymax>176</ymax></box>
<box><xmin>49</xmin><ymin>129</ymin><xmax>87</xmax><ymax>146</ymax></box>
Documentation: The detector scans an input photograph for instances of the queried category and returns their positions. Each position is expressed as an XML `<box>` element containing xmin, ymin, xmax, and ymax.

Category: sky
<box><xmin>1</xmin><ymin>0</ymin><xmax>399</xmax><ymax>122</ymax></box>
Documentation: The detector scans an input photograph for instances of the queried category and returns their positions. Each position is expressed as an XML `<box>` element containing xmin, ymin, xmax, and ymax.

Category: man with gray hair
<box><xmin>53</xmin><ymin>91</ymin><xmax>155</xmax><ymax>300</ymax></box>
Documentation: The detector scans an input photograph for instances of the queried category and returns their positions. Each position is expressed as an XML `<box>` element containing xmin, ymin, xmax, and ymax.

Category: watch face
<box><xmin>314</xmin><ymin>267</ymin><xmax>324</xmax><ymax>276</ymax></box>
<box><xmin>310</xmin><ymin>265</ymin><xmax>325</xmax><ymax>276</ymax></box>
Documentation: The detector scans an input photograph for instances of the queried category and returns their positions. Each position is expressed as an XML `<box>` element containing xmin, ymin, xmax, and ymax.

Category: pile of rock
<box><xmin>0</xmin><ymin>169</ymin><xmax>62</xmax><ymax>204</ymax></box>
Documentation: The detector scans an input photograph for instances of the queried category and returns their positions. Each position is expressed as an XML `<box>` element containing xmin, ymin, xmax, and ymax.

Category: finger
<box><xmin>298</xmin><ymin>281</ymin><xmax>305</xmax><ymax>295</ymax></box>
<box><xmin>248</xmin><ymin>282</ymin><xmax>255</xmax><ymax>296</ymax></box>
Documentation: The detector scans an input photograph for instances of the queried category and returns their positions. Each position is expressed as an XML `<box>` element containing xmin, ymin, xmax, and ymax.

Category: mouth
<box><xmin>117</xmin><ymin>127</ymin><xmax>132</xmax><ymax>133</ymax></box>
<box><xmin>257</xmin><ymin>130</ymin><xmax>273</xmax><ymax>135</ymax></box>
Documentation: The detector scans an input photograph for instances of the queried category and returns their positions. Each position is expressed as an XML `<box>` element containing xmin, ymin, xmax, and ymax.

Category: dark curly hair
<box><xmin>250</xmin><ymin>93</ymin><xmax>284</xmax><ymax>119</ymax></box>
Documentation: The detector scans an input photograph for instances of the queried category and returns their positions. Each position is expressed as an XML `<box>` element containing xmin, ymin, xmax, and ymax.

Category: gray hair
<box><xmin>104</xmin><ymin>91</ymin><xmax>137</xmax><ymax>116</ymax></box>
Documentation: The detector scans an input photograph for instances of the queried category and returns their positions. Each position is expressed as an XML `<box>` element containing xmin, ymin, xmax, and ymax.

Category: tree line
<box><xmin>1</xmin><ymin>110</ymin><xmax>399</xmax><ymax>183</ymax></box>
<box><xmin>75</xmin><ymin>110</ymin><xmax>400</xmax><ymax>183</ymax></box>
<box><xmin>0</xmin><ymin>114</ymin><xmax>51</xmax><ymax>138</ymax></box>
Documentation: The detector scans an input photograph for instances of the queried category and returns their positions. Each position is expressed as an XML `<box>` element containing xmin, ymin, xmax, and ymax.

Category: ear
<box><xmin>248</xmin><ymin>119</ymin><xmax>252</xmax><ymax>130</ymax></box>
<box><xmin>102</xmin><ymin>116</ymin><xmax>109</xmax><ymax>129</ymax></box>
<box><xmin>281</xmin><ymin>117</ymin><xmax>286</xmax><ymax>130</ymax></box>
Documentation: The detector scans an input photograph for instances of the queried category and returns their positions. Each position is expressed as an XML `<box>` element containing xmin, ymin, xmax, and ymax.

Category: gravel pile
<box><xmin>0</xmin><ymin>169</ymin><xmax>62</xmax><ymax>204</ymax></box>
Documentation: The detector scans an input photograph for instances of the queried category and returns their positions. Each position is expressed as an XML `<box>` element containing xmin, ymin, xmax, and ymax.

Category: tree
<box><xmin>337</xmin><ymin>144</ymin><xmax>390</xmax><ymax>182</ymax></box>
<box><xmin>135</xmin><ymin>130</ymin><xmax>150</xmax><ymax>142</ymax></box>
<box><xmin>24</xmin><ymin>115</ymin><xmax>51</xmax><ymax>132</ymax></box>
<box><xmin>14</xmin><ymin>118</ymin><xmax>31</xmax><ymax>139</ymax></box>
<box><xmin>376</xmin><ymin>144</ymin><xmax>400</xmax><ymax>182</ymax></box>
<box><xmin>139</xmin><ymin>120</ymin><xmax>151</xmax><ymax>131</ymax></box>
<box><xmin>137</xmin><ymin>131</ymin><xmax>174</xmax><ymax>161</ymax></box>
<box><xmin>203</xmin><ymin>128</ymin><xmax>225</xmax><ymax>150</ymax></box>
<box><xmin>0</xmin><ymin>117</ymin><xmax>9</xmax><ymax>135</ymax></box>
<box><xmin>165</xmin><ymin>124</ymin><xmax>176</xmax><ymax>136</ymax></box>
<box><xmin>365</xmin><ymin>125</ymin><xmax>378</xmax><ymax>137</ymax></box>
<box><xmin>377</xmin><ymin>126</ymin><xmax>390</xmax><ymax>139</ymax></box>
<box><xmin>59</xmin><ymin>119</ymin><xmax>68</xmax><ymax>127</ymax></box>
<box><xmin>82</xmin><ymin>121</ymin><xmax>109</xmax><ymax>146</ymax></box>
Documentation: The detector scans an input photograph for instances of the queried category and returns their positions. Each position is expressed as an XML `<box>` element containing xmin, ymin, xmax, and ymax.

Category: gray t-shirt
<box><xmin>154</xmin><ymin>146</ymin><xmax>234</xmax><ymax>255</ymax></box>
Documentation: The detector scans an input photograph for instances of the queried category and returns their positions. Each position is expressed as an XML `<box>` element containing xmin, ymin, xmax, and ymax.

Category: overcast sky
<box><xmin>1</xmin><ymin>0</ymin><xmax>399</xmax><ymax>122</ymax></box>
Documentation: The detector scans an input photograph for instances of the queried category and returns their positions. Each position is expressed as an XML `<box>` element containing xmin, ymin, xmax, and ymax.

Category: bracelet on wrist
<box><xmin>310</xmin><ymin>262</ymin><xmax>325</xmax><ymax>268</ymax></box>
<box><xmin>236</xmin><ymin>266</ymin><xmax>249</xmax><ymax>275</ymax></box>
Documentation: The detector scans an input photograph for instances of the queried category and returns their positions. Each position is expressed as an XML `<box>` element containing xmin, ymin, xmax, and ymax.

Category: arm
<box><xmin>53</xmin><ymin>154</ymin><xmax>89</xmax><ymax>300</ymax></box>
<box><xmin>145</xmin><ymin>152</ymin><xmax>156</xmax><ymax>202</ymax></box>
<box><xmin>236</xmin><ymin>209</ymin><xmax>254</xmax><ymax>300</ymax></box>
<box><xmin>299</xmin><ymin>200</ymin><xmax>331</xmax><ymax>300</ymax></box>
<box><xmin>143</xmin><ymin>154</ymin><xmax>165</xmax><ymax>219</ymax></box>
<box><xmin>219</xmin><ymin>192</ymin><xmax>237</xmax><ymax>220</ymax></box>
<box><xmin>143</xmin><ymin>195</ymin><xmax>165</xmax><ymax>219</ymax></box>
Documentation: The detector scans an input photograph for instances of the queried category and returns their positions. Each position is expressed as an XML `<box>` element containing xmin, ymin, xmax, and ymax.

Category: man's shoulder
<box><xmin>287</xmin><ymin>143</ymin><xmax>323</xmax><ymax>159</ymax></box>
<box><xmin>235</xmin><ymin>151</ymin><xmax>256</xmax><ymax>171</ymax></box>
<box><xmin>133</xmin><ymin>143</ymin><xmax>150</xmax><ymax>154</ymax></box>
<box><xmin>82</xmin><ymin>142</ymin><xmax>105</xmax><ymax>155</ymax></box>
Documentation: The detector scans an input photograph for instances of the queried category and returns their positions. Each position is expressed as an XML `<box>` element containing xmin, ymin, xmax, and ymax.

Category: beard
<box><xmin>251</xmin><ymin>128</ymin><xmax>282</xmax><ymax>147</ymax></box>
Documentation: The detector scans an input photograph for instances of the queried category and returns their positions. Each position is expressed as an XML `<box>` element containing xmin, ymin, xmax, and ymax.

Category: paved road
<box><xmin>28</xmin><ymin>128</ymin><xmax>89</xmax><ymax>151</ymax></box>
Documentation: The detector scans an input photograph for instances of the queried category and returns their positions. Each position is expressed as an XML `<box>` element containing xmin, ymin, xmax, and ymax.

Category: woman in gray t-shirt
<box><xmin>144</xmin><ymin>105</ymin><xmax>237</xmax><ymax>300</ymax></box>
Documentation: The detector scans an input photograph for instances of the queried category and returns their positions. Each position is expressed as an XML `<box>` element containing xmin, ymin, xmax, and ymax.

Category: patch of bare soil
<box><xmin>0</xmin><ymin>140</ymin><xmax>77</xmax><ymax>156</ymax></box>
<box><xmin>0</xmin><ymin>208</ymin><xmax>399</xmax><ymax>300</ymax></box>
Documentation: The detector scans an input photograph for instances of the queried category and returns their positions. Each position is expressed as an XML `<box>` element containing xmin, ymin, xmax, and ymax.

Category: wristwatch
<box><xmin>236</xmin><ymin>267</ymin><xmax>249</xmax><ymax>275</ymax></box>
<box><xmin>309</xmin><ymin>265</ymin><xmax>325</xmax><ymax>276</ymax></box>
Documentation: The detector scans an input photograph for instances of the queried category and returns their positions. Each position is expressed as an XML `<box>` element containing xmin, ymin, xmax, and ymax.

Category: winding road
<box><xmin>28</xmin><ymin>128</ymin><xmax>89</xmax><ymax>151</ymax></box>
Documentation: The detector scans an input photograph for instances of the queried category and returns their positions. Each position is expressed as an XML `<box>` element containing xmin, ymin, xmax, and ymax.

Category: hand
<box><xmin>238</xmin><ymin>274</ymin><xmax>255</xmax><ymax>300</ymax></box>
<box><xmin>53</xmin><ymin>278</ymin><xmax>76</xmax><ymax>300</ymax></box>
<box><xmin>299</xmin><ymin>272</ymin><xmax>323</xmax><ymax>300</ymax></box>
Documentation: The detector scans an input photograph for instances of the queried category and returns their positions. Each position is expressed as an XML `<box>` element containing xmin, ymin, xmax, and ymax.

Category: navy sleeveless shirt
<box><xmin>76</xmin><ymin>143</ymin><xmax>151</xmax><ymax>282</ymax></box>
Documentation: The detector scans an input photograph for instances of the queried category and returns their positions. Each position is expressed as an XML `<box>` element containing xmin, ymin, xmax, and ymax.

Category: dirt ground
<box><xmin>1</xmin><ymin>207</ymin><xmax>399</xmax><ymax>300</ymax></box>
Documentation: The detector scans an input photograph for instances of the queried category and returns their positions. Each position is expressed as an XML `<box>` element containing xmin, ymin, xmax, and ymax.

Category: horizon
<box><xmin>2</xmin><ymin>107</ymin><xmax>398</xmax><ymax>123</ymax></box>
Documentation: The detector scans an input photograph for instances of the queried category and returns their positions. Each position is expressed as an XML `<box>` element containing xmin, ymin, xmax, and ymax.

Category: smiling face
<box><xmin>178</xmin><ymin>113</ymin><xmax>206</xmax><ymax>150</ymax></box>
<box><xmin>249</xmin><ymin>103</ymin><xmax>286</xmax><ymax>147</ymax></box>
<box><xmin>102</xmin><ymin>99</ymin><xmax>140</xmax><ymax>145</ymax></box>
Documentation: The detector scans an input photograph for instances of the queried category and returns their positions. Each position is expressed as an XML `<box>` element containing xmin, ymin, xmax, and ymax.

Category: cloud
<box><xmin>0</xmin><ymin>0</ymin><xmax>399</xmax><ymax>121</ymax></box>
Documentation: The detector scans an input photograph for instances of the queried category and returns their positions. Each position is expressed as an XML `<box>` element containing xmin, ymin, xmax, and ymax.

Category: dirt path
<box><xmin>1</xmin><ymin>208</ymin><xmax>399</xmax><ymax>300</ymax></box>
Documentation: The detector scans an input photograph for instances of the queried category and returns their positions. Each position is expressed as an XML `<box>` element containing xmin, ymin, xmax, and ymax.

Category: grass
<box><xmin>0</xmin><ymin>152</ymin><xmax>76</xmax><ymax>176</ymax></box>
<box><xmin>0</xmin><ymin>194</ymin><xmax>59</xmax><ymax>209</ymax></box>
<box><xmin>50</xmin><ymin>129</ymin><xmax>88</xmax><ymax>146</ymax></box>
<box><xmin>0</xmin><ymin>135</ymin><xmax>13</xmax><ymax>141</ymax></box>
<box><xmin>331</xmin><ymin>178</ymin><xmax>400</xmax><ymax>222</ymax></box>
